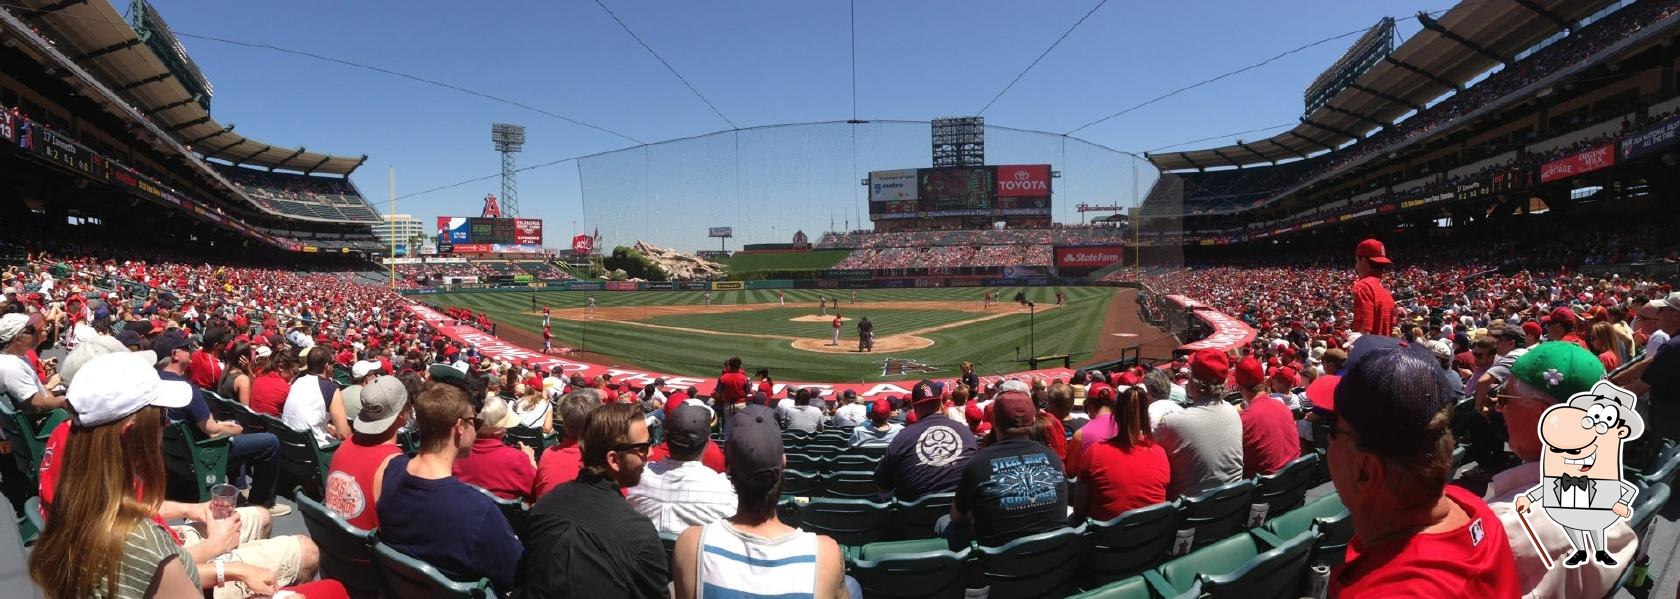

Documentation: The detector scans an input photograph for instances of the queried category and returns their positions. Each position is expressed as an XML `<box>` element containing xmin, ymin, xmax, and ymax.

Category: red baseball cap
<box><xmin>1189</xmin><ymin>349</ymin><xmax>1231</xmax><ymax>383</ymax></box>
<box><xmin>991</xmin><ymin>390</ymin><xmax>1035</xmax><ymax>429</ymax></box>
<box><xmin>1355</xmin><ymin>238</ymin><xmax>1391</xmax><ymax>265</ymax></box>
<box><xmin>1542</xmin><ymin>307</ymin><xmax>1578</xmax><ymax>327</ymax></box>
<box><xmin>1305</xmin><ymin>374</ymin><xmax>1340</xmax><ymax>413</ymax></box>
<box><xmin>1268</xmin><ymin>366</ymin><xmax>1297</xmax><ymax>386</ymax></box>
<box><xmin>871</xmin><ymin>398</ymin><xmax>892</xmax><ymax>418</ymax></box>
<box><xmin>1522</xmin><ymin>321</ymin><xmax>1543</xmax><ymax>338</ymax></box>
<box><xmin>1233</xmin><ymin>357</ymin><xmax>1265</xmax><ymax>388</ymax></box>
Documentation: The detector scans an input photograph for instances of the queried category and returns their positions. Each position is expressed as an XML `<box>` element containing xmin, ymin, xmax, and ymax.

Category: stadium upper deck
<box><xmin>0</xmin><ymin>0</ymin><xmax>379</xmax><ymax>231</ymax></box>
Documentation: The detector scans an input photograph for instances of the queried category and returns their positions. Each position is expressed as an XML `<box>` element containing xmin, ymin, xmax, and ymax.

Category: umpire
<box><xmin>857</xmin><ymin>317</ymin><xmax>874</xmax><ymax>352</ymax></box>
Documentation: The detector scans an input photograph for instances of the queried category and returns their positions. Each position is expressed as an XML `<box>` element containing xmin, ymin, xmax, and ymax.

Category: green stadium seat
<box><xmin>825</xmin><ymin>470</ymin><xmax>883</xmax><ymax>500</ymax></box>
<box><xmin>1175</xmin><ymin>479</ymin><xmax>1255</xmax><ymax>551</ymax></box>
<box><xmin>398</xmin><ymin>428</ymin><xmax>419</xmax><ymax>455</ymax></box>
<box><xmin>468</xmin><ymin>485</ymin><xmax>527</xmax><ymax>538</ymax></box>
<box><xmin>1256</xmin><ymin>494</ymin><xmax>1345</xmax><ymax>543</ymax></box>
<box><xmin>849</xmin><ymin>542</ymin><xmax>972</xmax><ymax>599</ymax></box>
<box><xmin>806</xmin><ymin>444</ymin><xmax>842</xmax><ymax>459</ymax></box>
<box><xmin>789</xmin><ymin>497</ymin><xmax>893</xmax><ymax>547</ymax></box>
<box><xmin>785</xmin><ymin>452</ymin><xmax>826</xmax><ymax>473</ymax></box>
<box><xmin>1629</xmin><ymin>482</ymin><xmax>1668</xmax><ymax>546</ymax></box>
<box><xmin>1143</xmin><ymin>532</ymin><xmax>1264</xmax><ymax>598</ymax></box>
<box><xmin>0</xmin><ymin>394</ymin><xmax>68</xmax><ymax>482</ymax></box>
<box><xmin>1254</xmin><ymin>454</ymin><xmax>1318</xmax><ymax>519</ymax></box>
<box><xmin>1083</xmin><ymin>501</ymin><xmax>1177</xmax><ymax>586</ymax></box>
<box><xmin>895</xmin><ymin>492</ymin><xmax>955</xmax><ymax>540</ymax></box>
<box><xmin>830</xmin><ymin>453</ymin><xmax>879</xmax><ymax>473</ymax></box>
<box><xmin>295</xmin><ymin>490</ymin><xmax>382</xmax><ymax>599</ymax></box>
<box><xmin>781</xmin><ymin>469</ymin><xmax>824</xmax><ymax>497</ymax></box>
<box><xmin>205</xmin><ymin>392</ymin><xmax>268</xmax><ymax>432</ymax></box>
<box><xmin>259</xmin><ymin>413</ymin><xmax>339</xmax><ymax>500</ymax></box>
<box><xmin>975</xmin><ymin>524</ymin><xmax>1088</xmax><ymax>599</ymax></box>
<box><xmin>660</xmin><ymin>531</ymin><xmax>679</xmax><ymax>562</ymax></box>
<box><xmin>1065</xmin><ymin>575</ymin><xmax>1150</xmax><ymax>599</ymax></box>
<box><xmin>1197</xmin><ymin>529</ymin><xmax>1315</xmax><ymax>598</ymax></box>
<box><xmin>19</xmin><ymin>496</ymin><xmax>42</xmax><ymax>548</ymax></box>
<box><xmin>1640</xmin><ymin>444</ymin><xmax>1680</xmax><ymax>486</ymax></box>
<box><xmin>851</xmin><ymin>444</ymin><xmax>888</xmax><ymax>459</ymax></box>
<box><xmin>161</xmin><ymin>420</ymin><xmax>231</xmax><ymax>502</ymax></box>
<box><xmin>372</xmin><ymin>542</ymin><xmax>495</xmax><ymax>598</ymax></box>
<box><xmin>503</xmin><ymin>426</ymin><xmax>547</xmax><ymax>460</ymax></box>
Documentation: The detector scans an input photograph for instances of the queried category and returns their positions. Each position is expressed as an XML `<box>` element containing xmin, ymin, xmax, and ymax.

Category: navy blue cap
<box><xmin>1332</xmin><ymin>335</ymin><xmax>1460</xmax><ymax>458</ymax></box>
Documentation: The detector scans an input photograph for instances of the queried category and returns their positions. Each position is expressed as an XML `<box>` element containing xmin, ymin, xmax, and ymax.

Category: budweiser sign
<box><xmin>996</xmin><ymin>164</ymin><xmax>1051</xmax><ymax>197</ymax></box>
<box><xmin>1540</xmin><ymin>144</ymin><xmax>1616</xmax><ymax>183</ymax></box>
<box><xmin>1055</xmin><ymin>246</ymin><xmax>1124</xmax><ymax>268</ymax></box>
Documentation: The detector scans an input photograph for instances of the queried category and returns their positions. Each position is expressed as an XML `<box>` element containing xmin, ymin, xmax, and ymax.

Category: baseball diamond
<box><xmin>422</xmin><ymin>286</ymin><xmax>1175</xmax><ymax>382</ymax></box>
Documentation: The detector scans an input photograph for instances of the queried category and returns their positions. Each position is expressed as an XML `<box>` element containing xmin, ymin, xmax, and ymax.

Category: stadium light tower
<box><xmin>490</xmin><ymin>123</ymin><xmax>526</xmax><ymax>218</ymax></box>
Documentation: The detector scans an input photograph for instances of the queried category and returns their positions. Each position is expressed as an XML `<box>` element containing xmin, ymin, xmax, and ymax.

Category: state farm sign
<box><xmin>996</xmin><ymin>164</ymin><xmax>1051</xmax><ymax>198</ymax></box>
<box><xmin>1055</xmin><ymin>246</ymin><xmax>1124</xmax><ymax>268</ymax></box>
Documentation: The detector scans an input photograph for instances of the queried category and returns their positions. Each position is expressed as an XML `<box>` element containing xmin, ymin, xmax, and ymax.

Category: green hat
<box><xmin>1509</xmin><ymin>342</ymin><xmax>1605</xmax><ymax>404</ymax></box>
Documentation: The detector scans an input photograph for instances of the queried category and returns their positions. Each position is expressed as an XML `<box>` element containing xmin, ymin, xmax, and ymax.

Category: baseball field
<box><xmin>422</xmin><ymin>286</ymin><xmax>1175</xmax><ymax>383</ymax></box>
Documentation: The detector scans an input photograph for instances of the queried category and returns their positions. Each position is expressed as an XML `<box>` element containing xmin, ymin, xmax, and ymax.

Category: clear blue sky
<box><xmin>139</xmin><ymin>0</ymin><xmax>1444</xmax><ymax>251</ymax></box>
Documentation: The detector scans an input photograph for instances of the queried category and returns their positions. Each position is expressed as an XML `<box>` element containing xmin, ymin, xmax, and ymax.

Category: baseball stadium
<box><xmin>3</xmin><ymin>0</ymin><xmax>1680</xmax><ymax>597</ymax></box>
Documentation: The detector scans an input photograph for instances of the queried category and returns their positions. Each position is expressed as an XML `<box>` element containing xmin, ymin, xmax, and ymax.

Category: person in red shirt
<box><xmin>1071</xmin><ymin>379</ymin><xmax>1168</xmax><ymax>522</ymax></box>
<box><xmin>1325</xmin><ymin>335</ymin><xmax>1520</xmax><ymax>596</ymax></box>
<box><xmin>1232</xmin><ymin>357</ymin><xmax>1299</xmax><ymax>477</ymax></box>
<box><xmin>454</xmin><ymin>397</ymin><xmax>538</xmax><ymax>503</ymax></box>
<box><xmin>534</xmin><ymin>390</ymin><xmax>602</xmax><ymax>497</ymax></box>
<box><xmin>1351</xmin><ymin>238</ymin><xmax>1397</xmax><ymax>336</ymax></box>
<box><xmin>1543</xmin><ymin>307</ymin><xmax>1590</xmax><ymax>351</ymax></box>
<box><xmin>247</xmin><ymin>349</ymin><xmax>296</xmax><ymax>416</ymax></box>
<box><xmin>324</xmin><ymin>375</ymin><xmax>408</xmax><ymax>531</ymax></box>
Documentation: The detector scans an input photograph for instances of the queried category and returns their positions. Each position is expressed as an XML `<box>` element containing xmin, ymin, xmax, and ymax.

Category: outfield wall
<box><xmin>399</xmin><ymin>275</ymin><xmax>1107</xmax><ymax>296</ymax></box>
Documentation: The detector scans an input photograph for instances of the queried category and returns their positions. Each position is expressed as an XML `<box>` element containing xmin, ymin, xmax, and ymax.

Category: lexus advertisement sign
<box><xmin>1055</xmin><ymin>246</ymin><xmax>1125</xmax><ymax>268</ymax></box>
<box><xmin>995</xmin><ymin>164</ymin><xmax>1051</xmax><ymax>198</ymax></box>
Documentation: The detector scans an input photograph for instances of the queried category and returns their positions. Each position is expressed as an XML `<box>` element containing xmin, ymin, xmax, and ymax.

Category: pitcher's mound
<box><xmin>789</xmin><ymin>315</ymin><xmax>851</xmax><ymax>323</ymax></box>
<box><xmin>791</xmin><ymin>335</ymin><xmax>933</xmax><ymax>354</ymax></box>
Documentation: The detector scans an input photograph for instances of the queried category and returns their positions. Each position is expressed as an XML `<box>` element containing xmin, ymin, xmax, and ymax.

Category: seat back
<box><xmin>781</xmin><ymin>469</ymin><xmax>824</xmax><ymax>497</ymax></box>
<box><xmin>470</xmin><ymin>485</ymin><xmax>528</xmax><ymax>538</ymax></box>
<box><xmin>850</xmin><ymin>545</ymin><xmax>972</xmax><ymax>599</ymax></box>
<box><xmin>1259</xmin><ymin>493</ymin><xmax>1346</xmax><ymax>542</ymax></box>
<box><xmin>792</xmin><ymin>497</ymin><xmax>893</xmax><ymax>546</ymax></box>
<box><xmin>1177</xmin><ymin>479</ymin><xmax>1256</xmax><ymax>550</ymax></box>
<box><xmin>831</xmin><ymin>453</ymin><xmax>879</xmax><ymax>473</ymax></box>
<box><xmin>1199</xmin><ymin>529</ymin><xmax>1315</xmax><ymax>599</ymax></box>
<box><xmin>260</xmin><ymin>414</ymin><xmax>337</xmax><ymax>499</ymax></box>
<box><xmin>372</xmin><ymin>542</ymin><xmax>492</xmax><ymax>598</ymax></box>
<box><xmin>825</xmin><ymin>470</ymin><xmax>882</xmax><ymax>500</ymax></box>
<box><xmin>1145</xmin><ymin>532</ymin><xmax>1260</xmax><ymax>597</ymax></box>
<box><xmin>205</xmin><ymin>391</ymin><xmax>268</xmax><ymax>432</ymax></box>
<box><xmin>1065</xmin><ymin>575</ymin><xmax>1150</xmax><ymax>599</ymax></box>
<box><xmin>296</xmin><ymin>493</ymin><xmax>383</xmax><ymax>598</ymax></box>
<box><xmin>896</xmin><ymin>492</ymin><xmax>955</xmax><ymax>540</ymax></box>
<box><xmin>1084</xmin><ymin>501</ymin><xmax>1178</xmax><ymax>586</ymax></box>
<box><xmin>160</xmin><ymin>420</ymin><xmax>230</xmax><ymax>502</ymax></box>
<box><xmin>785</xmin><ymin>452</ymin><xmax>826</xmax><ymax>472</ymax></box>
<box><xmin>977</xmin><ymin>525</ymin><xmax>1087</xmax><ymax>599</ymax></box>
<box><xmin>0</xmin><ymin>399</ymin><xmax>67</xmax><ymax>479</ymax></box>
<box><xmin>1254</xmin><ymin>454</ymin><xmax>1318</xmax><ymax>519</ymax></box>
<box><xmin>1629</xmin><ymin>482</ymin><xmax>1669</xmax><ymax>545</ymax></box>
<box><xmin>504</xmin><ymin>426</ymin><xmax>546</xmax><ymax>460</ymax></box>
<box><xmin>1307</xmin><ymin>511</ymin><xmax>1353</xmax><ymax>571</ymax></box>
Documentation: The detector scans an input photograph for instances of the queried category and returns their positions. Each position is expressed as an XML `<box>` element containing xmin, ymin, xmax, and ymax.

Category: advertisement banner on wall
<box><xmin>513</xmin><ymin>219</ymin><xmax>544</xmax><ymax>245</ymax></box>
<box><xmin>1620</xmin><ymin>116</ymin><xmax>1680</xmax><ymax>161</ymax></box>
<box><xmin>606</xmin><ymin>281</ymin><xmax>639</xmax><ymax>291</ymax></box>
<box><xmin>1054</xmin><ymin>246</ymin><xmax>1125</xmax><ymax>268</ymax></box>
<box><xmin>641</xmin><ymin>282</ymin><xmax>675</xmax><ymax>290</ymax></box>
<box><xmin>567</xmin><ymin>281</ymin><xmax>605</xmax><ymax>291</ymax></box>
<box><xmin>995</xmin><ymin>164</ymin><xmax>1051</xmax><ymax>198</ymax></box>
<box><xmin>438</xmin><ymin>217</ymin><xmax>470</xmax><ymax>243</ymax></box>
<box><xmin>868</xmin><ymin>169</ymin><xmax>920</xmax><ymax>203</ymax></box>
<box><xmin>451</xmin><ymin>243</ymin><xmax>493</xmax><ymax>253</ymax></box>
<box><xmin>1540</xmin><ymin>144</ymin><xmax>1616</xmax><ymax>183</ymax></box>
<box><xmin>711</xmin><ymin>281</ymin><xmax>746</xmax><ymax>290</ymax></box>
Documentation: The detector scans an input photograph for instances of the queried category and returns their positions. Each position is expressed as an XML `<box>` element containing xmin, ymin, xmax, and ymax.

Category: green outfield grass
<box><xmin>722</xmin><ymin>250</ymin><xmax>851</xmax><ymax>276</ymax></box>
<box><xmin>424</xmin><ymin>286</ymin><xmax>1117</xmax><ymax>382</ymax></box>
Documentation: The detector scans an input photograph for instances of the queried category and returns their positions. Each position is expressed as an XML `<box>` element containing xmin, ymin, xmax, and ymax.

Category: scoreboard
<box><xmin>436</xmin><ymin>216</ymin><xmax>543</xmax><ymax>247</ymax></box>
<box><xmin>867</xmin><ymin>164</ymin><xmax>1050</xmax><ymax>219</ymax></box>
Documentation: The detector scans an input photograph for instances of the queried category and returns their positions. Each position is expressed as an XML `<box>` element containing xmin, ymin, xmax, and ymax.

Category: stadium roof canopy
<box><xmin>13</xmin><ymin>0</ymin><xmax>365</xmax><ymax>177</ymax></box>
<box><xmin>1146</xmin><ymin>0</ymin><xmax>1619</xmax><ymax>173</ymax></box>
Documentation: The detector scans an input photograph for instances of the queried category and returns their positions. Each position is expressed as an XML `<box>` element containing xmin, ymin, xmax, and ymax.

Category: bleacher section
<box><xmin>213</xmin><ymin>163</ymin><xmax>381</xmax><ymax>224</ymax></box>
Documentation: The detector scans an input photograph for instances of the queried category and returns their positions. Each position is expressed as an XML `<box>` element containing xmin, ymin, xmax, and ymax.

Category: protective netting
<box><xmin>551</xmin><ymin>121</ymin><xmax>1182</xmax><ymax>382</ymax></box>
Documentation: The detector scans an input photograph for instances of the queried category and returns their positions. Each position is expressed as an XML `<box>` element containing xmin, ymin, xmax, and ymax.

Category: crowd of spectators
<box><xmin>831</xmin><ymin>244</ymin><xmax>1053</xmax><ymax>271</ymax></box>
<box><xmin>817</xmin><ymin>225</ymin><xmax>1130</xmax><ymax>250</ymax></box>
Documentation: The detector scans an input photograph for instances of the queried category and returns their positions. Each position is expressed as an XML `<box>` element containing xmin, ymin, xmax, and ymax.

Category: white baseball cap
<box><xmin>351</xmin><ymin>360</ymin><xmax>384</xmax><ymax>380</ymax></box>
<box><xmin>67</xmin><ymin>351</ymin><xmax>192</xmax><ymax>427</ymax></box>
<box><xmin>1650</xmin><ymin>292</ymin><xmax>1680</xmax><ymax>311</ymax></box>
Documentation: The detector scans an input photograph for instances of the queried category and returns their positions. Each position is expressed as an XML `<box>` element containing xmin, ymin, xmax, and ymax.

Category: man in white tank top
<box><xmin>671</xmin><ymin>405</ymin><xmax>853</xmax><ymax>598</ymax></box>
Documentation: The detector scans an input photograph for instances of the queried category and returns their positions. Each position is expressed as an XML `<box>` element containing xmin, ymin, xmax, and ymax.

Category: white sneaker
<box><xmin>267</xmin><ymin>503</ymin><xmax>294</xmax><ymax>518</ymax></box>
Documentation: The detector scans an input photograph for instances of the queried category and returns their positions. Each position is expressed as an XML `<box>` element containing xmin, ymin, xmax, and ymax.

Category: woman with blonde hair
<box><xmin>512</xmin><ymin>382</ymin><xmax>555</xmax><ymax>434</ymax></box>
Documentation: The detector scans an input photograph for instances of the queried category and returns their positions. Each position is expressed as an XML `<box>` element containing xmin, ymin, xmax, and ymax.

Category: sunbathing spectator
<box><xmin>155</xmin><ymin>331</ymin><xmax>289</xmax><ymax>517</ymax></box>
<box><xmin>1071</xmin><ymin>379</ymin><xmax>1169</xmax><ymax>522</ymax></box>
<box><xmin>849</xmin><ymin>398</ymin><xmax>903</xmax><ymax>449</ymax></box>
<box><xmin>943</xmin><ymin>390</ymin><xmax>1068</xmax><ymax>550</ymax></box>
<box><xmin>324</xmin><ymin>375</ymin><xmax>408</xmax><ymax>531</ymax></box>
<box><xmin>1233</xmin><ymin>356</ymin><xmax>1299</xmax><ymax>477</ymax></box>
<box><xmin>453</xmin><ymin>396</ymin><xmax>538</xmax><ymax>503</ymax></box>
<box><xmin>628</xmin><ymin>404</ymin><xmax>737</xmax><ymax>535</ymax></box>
<box><xmin>875</xmin><ymin>387</ymin><xmax>977</xmax><ymax>502</ymax></box>
<box><xmin>1156</xmin><ymin>349</ymin><xmax>1244</xmax><ymax>499</ymax></box>
<box><xmin>534</xmin><ymin>389</ymin><xmax>601</xmax><ymax>496</ymax></box>
<box><xmin>283</xmin><ymin>347</ymin><xmax>349</xmax><ymax>446</ymax></box>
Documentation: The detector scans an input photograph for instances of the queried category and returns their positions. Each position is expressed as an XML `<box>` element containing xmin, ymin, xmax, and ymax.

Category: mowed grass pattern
<box><xmin>426</xmin><ymin>287</ymin><xmax>1117</xmax><ymax>382</ymax></box>
<box><xmin>643</xmin><ymin>308</ymin><xmax>978</xmax><ymax>339</ymax></box>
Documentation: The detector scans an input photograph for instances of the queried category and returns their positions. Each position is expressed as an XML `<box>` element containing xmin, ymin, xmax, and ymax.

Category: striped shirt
<box><xmin>100</xmin><ymin>520</ymin><xmax>200</xmax><ymax>598</ymax></box>
<box><xmin>626</xmin><ymin>458</ymin><xmax>738</xmax><ymax>536</ymax></box>
<box><xmin>694</xmin><ymin>521</ymin><xmax>818</xmax><ymax>599</ymax></box>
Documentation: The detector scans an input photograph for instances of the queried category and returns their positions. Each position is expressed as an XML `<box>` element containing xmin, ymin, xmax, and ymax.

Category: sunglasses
<box><xmin>612</xmin><ymin>441</ymin><xmax>653</xmax><ymax>457</ymax></box>
<box><xmin>459</xmin><ymin>415</ymin><xmax>484</xmax><ymax>429</ymax></box>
